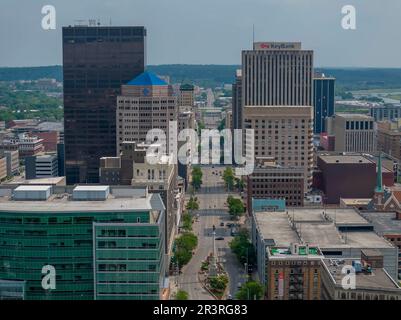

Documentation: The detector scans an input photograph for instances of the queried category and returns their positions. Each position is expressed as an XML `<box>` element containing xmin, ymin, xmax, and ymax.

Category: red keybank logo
<box><xmin>260</xmin><ymin>43</ymin><xmax>270</xmax><ymax>49</ymax></box>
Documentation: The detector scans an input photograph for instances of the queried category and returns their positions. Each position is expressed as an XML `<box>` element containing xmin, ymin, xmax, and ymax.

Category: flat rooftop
<box><xmin>0</xmin><ymin>188</ymin><xmax>164</xmax><ymax>220</ymax></box>
<box><xmin>319</xmin><ymin>155</ymin><xmax>373</xmax><ymax>164</ymax></box>
<box><xmin>361</xmin><ymin>211</ymin><xmax>401</xmax><ymax>235</ymax></box>
<box><xmin>322</xmin><ymin>258</ymin><xmax>400</xmax><ymax>290</ymax></box>
<box><xmin>335</xmin><ymin>113</ymin><xmax>373</xmax><ymax>120</ymax></box>
<box><xmin>254</xmin><ymin>208</ymin><xmax>393</xmax><ymax>249</ymax></box>
<box><xmin>288</xmin><ymin>208</ymin><xmax>371</xmax><ymax>226</ymax></box>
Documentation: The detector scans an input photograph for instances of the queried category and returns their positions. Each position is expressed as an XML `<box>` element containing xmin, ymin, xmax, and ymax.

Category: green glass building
<box><xmin>0</xmin><ymin>185</ymin><xmax>166</xmax><ymax>300</ymax></box>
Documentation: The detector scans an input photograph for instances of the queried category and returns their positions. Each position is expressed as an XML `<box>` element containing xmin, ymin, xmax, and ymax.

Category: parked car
<box><xmin>220</xmin><ymin>222</ymin><xmax>225</xmax><ymax>227</ymax></box>
<box><xmin>215</xmin><ymin>236</ymin><xmax>224</xmax><ymax>240</ymax></box>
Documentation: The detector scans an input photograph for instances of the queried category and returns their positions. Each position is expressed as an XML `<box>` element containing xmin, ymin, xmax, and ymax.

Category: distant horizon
<box><xmin>3</xmin><ymin>64</ymin><xmax>401</xmax><ymax>70</ymax></box>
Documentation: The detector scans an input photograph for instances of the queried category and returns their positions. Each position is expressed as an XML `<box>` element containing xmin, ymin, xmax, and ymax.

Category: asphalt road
<box><xmin>179</xmin><ymin>166</ymin><xmax>246</xmax><ymax>300</ymax></box>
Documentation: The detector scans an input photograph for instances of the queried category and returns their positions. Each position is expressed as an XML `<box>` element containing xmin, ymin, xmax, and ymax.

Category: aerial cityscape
<box><xmin>2</xmin><ymin>0</ymin><xmax>401</xmax><ymax>306</ymax></box>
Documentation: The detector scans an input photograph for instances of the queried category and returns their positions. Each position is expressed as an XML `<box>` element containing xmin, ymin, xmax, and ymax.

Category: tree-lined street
<box><xmin>178</xmin><ymin>166</ymin><xmax>247</xmax><ymax>299</ymax></box>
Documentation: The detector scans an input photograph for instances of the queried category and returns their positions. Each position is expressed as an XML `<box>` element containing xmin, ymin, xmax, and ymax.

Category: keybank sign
<box><xmin>254</xmin><ymin>42</ymin><xmax>302</xmax><ymax>51</ymax></box>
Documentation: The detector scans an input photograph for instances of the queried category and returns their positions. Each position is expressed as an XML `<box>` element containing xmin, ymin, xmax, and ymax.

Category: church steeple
<box><xmin>375</xmin><ymin>152</ymin><xmax>383</xmax><ymax>193</ymax></box>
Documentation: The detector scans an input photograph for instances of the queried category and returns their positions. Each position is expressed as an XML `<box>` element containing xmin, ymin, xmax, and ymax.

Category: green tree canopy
<box><xmin>174</xmin><ymin>232</ymin><xmax>198</xmax><ymax>268</ymax></box>
<box><xmin>186</xmin><ymin>196</ymin><xmax>199</xmax><ymax>212</ymax></box>
<box><xmin>227</xmin><ymin>196</ymin><xmax>245</xmax><ymax>220</ymax></box>
<box><xmin>223</xmin><ymin>167</ymin><xmax>235</xmax><ymax>191</ymax></box>
<box><xmin>236</xmin><ymin>281</ymin><xmax>264</xmax><ymax>300</ymax></box>
<box><xmin>191</xmin><ymin>166</ymin><xmax>203</xmax><ymax>190</ymax></box>
<box><xmin>175</xmin><ymin>290</ymin><xmax>189</xmax><ymax>300</ymax></box>
<box><xmin>229</xmin><ymin>229</ymin><xmax>256</xmax><ymax>265</ymax></box>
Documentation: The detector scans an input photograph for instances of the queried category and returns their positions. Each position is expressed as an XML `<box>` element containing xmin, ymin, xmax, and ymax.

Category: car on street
<box><xmin>220</xmin><ymin>222</ymin><xmax>224</xmax><ymax>227</ymax></box>
<box><xmin>215</xmin><ymin>236</ymin><xmax>224</xmax><ymax>240</ymax></box>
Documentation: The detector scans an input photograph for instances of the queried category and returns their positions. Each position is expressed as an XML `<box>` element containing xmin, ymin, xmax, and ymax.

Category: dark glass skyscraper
<box><xmin>313</xmin><ymin>75</ymin><xmax>335</xmax><ymax>134</ymax></box>
<box><xmin>63</xmin><ymin>26</ymin><xmax>146</xmax><ymax>184</ymax></box>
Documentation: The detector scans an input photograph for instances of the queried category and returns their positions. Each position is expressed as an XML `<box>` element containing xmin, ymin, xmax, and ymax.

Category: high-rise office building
<box><xmin>178</xmin><ymin>84</ymin><xmax>195</xmax><ymax>107</ymax></box>
<box><xmin>240</xmin><ymin>42</ymin><xmax>314</xmax><ymax>192</ymax></box>
<box><xmin>232</xmin><ymin>69</ymin><xmax>243</xmax><ymax>130</ymax></box>
<box><xmin>313</xmin><ymin>74</ymin><xmax>335</xmax><ymax>134</ymax></box>
<box><xmin>63</xmin><ymin>26</ymin><xmax>146</xmax><ymax>184</ymax></box>
<box><xmin>243</xmin><ymin>106</ymin><xmax>314</xmax><ymax>192</ymax></box>
<box><xmin>242</xmin><ymin>42</ymin><xmax>313</xmax><ymax>107</ymax></box>
<box><xmin>116</xmin><ymin>71</ymin><xmax>178</xmax><ymax>155</ymax></box>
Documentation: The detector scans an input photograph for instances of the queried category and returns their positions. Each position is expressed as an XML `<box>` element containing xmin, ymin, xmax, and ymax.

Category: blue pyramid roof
<box><xmin>127</xmin><ymin>71</ymin><xmax>167</xmax><ymax>86</ymax></box>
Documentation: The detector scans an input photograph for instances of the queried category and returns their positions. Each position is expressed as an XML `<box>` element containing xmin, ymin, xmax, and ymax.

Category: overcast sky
<box><xmin>1</xmin><ymin>0</ymin><xmax>400</xmax><ymax>67</ymax></box>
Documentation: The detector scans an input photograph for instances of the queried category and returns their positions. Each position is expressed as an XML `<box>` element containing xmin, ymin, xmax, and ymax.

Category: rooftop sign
<box><xmin>253</xmin><ymin>42</ymin><xmax>302</xmax><ymax>51</ymax></box>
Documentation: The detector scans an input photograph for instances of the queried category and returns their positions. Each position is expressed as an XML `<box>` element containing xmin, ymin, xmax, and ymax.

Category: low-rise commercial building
<box><xmin>246</xmin><ymin>157</ymin><xmax>304</xmax><ymax>211</ymax></box>
<box><xmin>252</xmin><ymin>207</ymin><xmax>398</xmax><ymax>300</ymax></box>
<box><xmin>265</xmin><ymin>244</ymin><xmax>323</xmax><ymax>300</ymax></box>
<box><xmin>360</xmin><ymin>210</ymin><xmax>401</xmax><ymax>280</ymax></box>
<box><xmin>315</xmin><ymin>154</ymin><xmax>392</xmax><ymax>204</ymax></box>
<box><xmin>321</xmin><ymin>255</ymin><xmax>401</xmax><ymax>300</ymax></box>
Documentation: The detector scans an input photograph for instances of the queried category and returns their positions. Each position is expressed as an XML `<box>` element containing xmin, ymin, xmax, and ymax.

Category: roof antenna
<box><xmin>252</xmin><ymin>24</ymin><xmax>255</xmax><ymax>48</ymax></box>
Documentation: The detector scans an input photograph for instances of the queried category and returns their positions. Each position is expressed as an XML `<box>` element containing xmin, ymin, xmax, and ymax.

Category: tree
<box><xmin>175</xmin><ymin>290</ymin><xmax>189</xmax><ymax>300</ymax></box>
<box><xmin>236</xmin><ymin>281</ymin><xmax>264</xmax><ymax>300</ymax></box>
<box><xmin>186</xmin><ymin>196</ymin><xmax>199</xmax><ymax>213</ymax></box>
<box><xmin>227</xmin><ymin>196</ymin><xmax>245</xmax><ymax>220</ymax></box>
<box><xmin>174</xmin><ymin>232</ymin><xmax>198</xmax><ymax>268</ymax></box>
<box><xmin>209</xmin><ymin>274</ymin><xmax>229</xmax><ymax>291</ymax></box>
<box><xmin>222</xmin><ymin>167</ymin><xmax>235</xmax><ymax>191</ymax></box>
<box><xmin>191</xmin><ymin>166</ymin><xmax>203</xmax><ymax>191</ymax></box>
<box><xmin>229</xmin><ymin>229</ymin><xmax>256</xmax><ymax>266</ymax></box>
<box><xmin>182</xmin><ymin>212</ymin><xmax>193</xmax><ymax>231</ymax></box>
<box><xmin>235</xmin><ymin>177</ymin><xmax>245</xmax><ymax>192</ymax></box>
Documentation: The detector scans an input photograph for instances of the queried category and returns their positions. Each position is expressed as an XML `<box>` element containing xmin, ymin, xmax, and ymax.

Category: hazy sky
<box><xmin>1</xmin><ymin>0</ymin><xmax>401</xmax><ymax>67</ymax></box>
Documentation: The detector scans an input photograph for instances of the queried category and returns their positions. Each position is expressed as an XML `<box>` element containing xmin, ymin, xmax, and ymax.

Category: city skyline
<box><xmin>1</xmin><ymin>0</ymin><xmax>401</xmax><ymax>68</ymax></box>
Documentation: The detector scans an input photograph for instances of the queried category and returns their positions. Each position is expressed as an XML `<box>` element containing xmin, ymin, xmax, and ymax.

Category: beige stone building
<box><xmin>326</xmin><ymin>113</ymin><xmax>376</xmax><ymax>153</ymax></box>
<box><xmin>116</xmin><ymin>71</ymin><xmax>178</xmax><ymax>155</ymax></box>
<box><xmin>243</xmin><ymin>106</ymin><xmax>314</xmax><ymax>192</ymax></box>
<box><xmin>377</xmin><ymin>119</ymin><xmax>401</xmax><ymax>160</ymax></box>
<box><xmin>99</xmin><ymin>141</ymin><xmax>178</xmax><ymax>256</ymax></box>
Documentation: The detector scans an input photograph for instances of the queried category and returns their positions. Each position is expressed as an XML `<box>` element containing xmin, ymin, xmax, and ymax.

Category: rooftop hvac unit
<box><xmin>13</xmin><ymin>185</ymin><xmax>52</xmax><ymax>201</ymax></box>
<box><xmin>73</xmin><ymin>186</ymin><xmax>110</xmax><ymax>201</ymax></box>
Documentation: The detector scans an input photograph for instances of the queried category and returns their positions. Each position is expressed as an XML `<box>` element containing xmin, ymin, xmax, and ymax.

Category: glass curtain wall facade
<box><xmin>0</xmin><ymin>210</ymin><xmax>165</xmax><ymax>300</ymax></box>
<box><xmin>63</xmin><ymin>26</ymin><xmax>146</xmax><ymax>184</ymax></box>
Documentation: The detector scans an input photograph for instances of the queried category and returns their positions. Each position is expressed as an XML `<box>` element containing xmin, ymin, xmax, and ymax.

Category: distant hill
<box><xmin>0</xmin><ymin>66</ymin><xmax>63</xmax><ymax>82</ymax></box>
<box><xmin>1</xmin><ymin>65</ymin><xmax>401</xmax><ymax>90</ymax></box>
